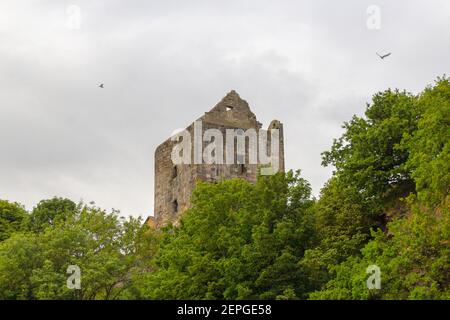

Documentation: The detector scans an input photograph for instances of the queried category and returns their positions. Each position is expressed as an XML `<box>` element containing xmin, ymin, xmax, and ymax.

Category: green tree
<box><xmin>138</xmin><ymin>171</ymin><xmax>315</xmax><ymax>299</ymax></box>
<box><xmin>404</xmin><ymin>77</ymin><xmax>450</xmax><ymax>206</ymax></box>
<box><xmin>0</xmin><ymin>77</ymin><xmax>448</xmax><ymax>301</ymax></box>
<box><xmin>28</xmin><ymin>197</ymin><xmax>77</xmax><ymax>232</ymax></box>
<box><xmin>310</xmin><ymin>199</ymin><xmax>450</xmax><ymax>300</ymax></box>
<box><xmin>322</xmin><ymin>89</ymin><xmax>419</xmax><ymax>210</ymax></box>
<box><xmin>0</xmin><ymin>200</ymin><xmax>28</xmax><ymax>242</ymax></box>
<box><xmin>310</xmin><ymin>77</ymin><xmax>450</xmax><ymax>300</ymax></box>
<box><xmin>299</xmin><ymin>177</ymin><xmax>374</xmax><ymax>292</ymax></box>
<box><xmin>0</xmin><ymin>202</ymin><xmax>154</xmax><ymax>300</ymax></box>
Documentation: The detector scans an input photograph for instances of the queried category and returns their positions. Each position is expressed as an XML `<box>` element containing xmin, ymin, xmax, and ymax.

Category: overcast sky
<box><xmin>1</xmin><ymin>0</ymin><xmax>449</xmax><ymax>218</ymax></box>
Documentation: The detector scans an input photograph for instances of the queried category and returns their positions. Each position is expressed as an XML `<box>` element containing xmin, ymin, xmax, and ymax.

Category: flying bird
<box><xmin>98</xmin><ymin>83</ymin><xmax>104</xmax><ymax>88</ymax></box>
<box><xmin>376</xmin><ymin>52</ymin><xmax>391</xmax><ymax>60</ymax></box>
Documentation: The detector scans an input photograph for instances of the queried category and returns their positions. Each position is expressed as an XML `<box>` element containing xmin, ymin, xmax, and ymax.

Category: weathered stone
<box><xmin>152</xmin><ymin>91</ymin><xmax>285</xmax><ymax>226</ymax></box>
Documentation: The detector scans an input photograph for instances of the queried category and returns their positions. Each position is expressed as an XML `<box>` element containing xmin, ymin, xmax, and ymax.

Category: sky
<box><xmin>1</xmin><ymin>0</ymin><xmax>449</xmax><ymax>218</ymax></box>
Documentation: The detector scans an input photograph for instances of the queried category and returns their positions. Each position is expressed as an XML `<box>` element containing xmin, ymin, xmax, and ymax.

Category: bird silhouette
<box><xmin>99</xmin><ymin>83</ymin><xmax>104</xmax><ymax>88</ymax></box>
<box><xmin>376</xmin><ymin>52</ymin><xmax>391</xmax><ymax>59</ymax></box>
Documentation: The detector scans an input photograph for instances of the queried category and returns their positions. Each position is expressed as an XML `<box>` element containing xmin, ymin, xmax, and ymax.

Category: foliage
<box><xmin>0</xmin><ymin>200</ymin><xmax>157</xmax><ymax>300</ymax></box>
<box><xmin>0</xmin><ymin>200</ymin><xmax>27</xmax><ymax>242</ymax></box>
<box><xmin>136</xmin><ymin>171</ymin><xmax>315</xmax><ymax>299</ymax></box>
<box><xmin>321</xmin><ymin>88</ymin><xmax>418</xmax><ymax>210</ymax></box>
<box><xmin>27</xmin><ymin>197</ymin><xmax>77</xmax><ymax>232</ymax></box>
<box><xmin>0</xmin><ymin>76</ymin><xmax>448</xmax><ymax>300</ymax></box>
<box><xmin>309</xmin><ymin>77</ymin><xmax>450</xmax><ymax>299</ymax></box>
<box><xmin>310</xmin><ymin>198</ymin><xmax>450</xmax><ymax>300</ymax></box>
<box><xmin>404</xmin><ymin>77</ymin><xmax>450</xmax><ymax>206</ymax></box>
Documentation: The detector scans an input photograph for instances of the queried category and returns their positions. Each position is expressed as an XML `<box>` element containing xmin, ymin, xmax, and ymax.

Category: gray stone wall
<box><xmin>153</xmin><ymin>91</ymin><xmax>285</xmax><ymax>226</ymax></box>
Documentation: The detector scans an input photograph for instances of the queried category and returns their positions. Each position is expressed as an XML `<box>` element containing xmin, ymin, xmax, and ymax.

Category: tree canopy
<box><xmin>0</xmin><ymin>77</ymin><xmax>448</xmax><ymax>300</ymax></box>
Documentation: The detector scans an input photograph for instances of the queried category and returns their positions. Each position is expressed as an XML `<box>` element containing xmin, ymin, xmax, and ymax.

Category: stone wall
<box><xmin>153</xmin><ymin>91</ymin><xmax>285</xmax><ymax>226</ymax></box>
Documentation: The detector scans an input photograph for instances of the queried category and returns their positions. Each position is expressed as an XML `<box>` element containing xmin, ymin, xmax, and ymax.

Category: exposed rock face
<box><xmin>152</xmin><ymin>91</ymin><xmax>285</xmax><ymax>226</ymax></box>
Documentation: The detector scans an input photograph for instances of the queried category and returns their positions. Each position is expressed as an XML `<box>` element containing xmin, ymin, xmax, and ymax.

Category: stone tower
<box><xmin>152</xmin><ymin>90</ymin><xmax>285</xmax><ymax>226</ymax></box>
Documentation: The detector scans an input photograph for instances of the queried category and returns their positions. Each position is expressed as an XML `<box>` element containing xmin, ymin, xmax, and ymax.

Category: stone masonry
<box><xmin>150</xmin><ymin>90</ymin><xmax>285</xmax><ymax>226</ymax></box>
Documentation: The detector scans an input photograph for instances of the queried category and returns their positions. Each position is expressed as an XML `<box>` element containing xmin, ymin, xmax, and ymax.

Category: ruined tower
<box><xmin>152</xmin><ymin>90</ymin><xmax>285</xmax><ymax>226</ymax></box>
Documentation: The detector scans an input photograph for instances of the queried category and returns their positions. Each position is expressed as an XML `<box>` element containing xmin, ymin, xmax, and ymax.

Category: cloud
<box><xmin>1</xmin><ymin>0</ymin><xmax>449</xmax><ymax>217</ymax></box>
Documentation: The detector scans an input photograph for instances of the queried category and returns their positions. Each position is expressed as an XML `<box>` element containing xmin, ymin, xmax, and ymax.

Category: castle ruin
<box><xmin>150</xmin><ymin>90</ymin><xmax>285</xmax><ymax>226</ymax></box>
